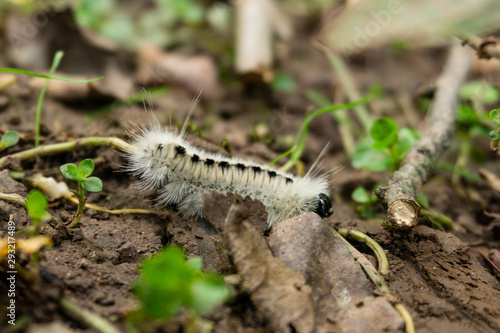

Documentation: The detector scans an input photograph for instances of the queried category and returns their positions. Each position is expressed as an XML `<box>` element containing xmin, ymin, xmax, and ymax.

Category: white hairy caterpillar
<box><xmin>123</xmin><ymin>120</ymin><xmax>333</xmax><ymax>227</ymax></box>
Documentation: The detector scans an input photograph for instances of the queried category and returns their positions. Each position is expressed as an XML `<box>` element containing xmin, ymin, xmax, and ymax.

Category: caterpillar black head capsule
<box><xmin>314</xmin><ymin>193</ymin><xmax>333</xmax><ymax>218</ymax></box>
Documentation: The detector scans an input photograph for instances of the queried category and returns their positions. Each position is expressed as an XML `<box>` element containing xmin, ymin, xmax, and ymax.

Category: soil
<box><xmin>1</xmin><ymin>4</ymin><xmax>500</xmax><ymax>333</ymax></box>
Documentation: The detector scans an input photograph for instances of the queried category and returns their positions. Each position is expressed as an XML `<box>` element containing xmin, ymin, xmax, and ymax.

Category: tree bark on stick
<box><xmin>375</xmin><ymin>43</ymin><xmax>473</xmax><ymax>229</ymax></box>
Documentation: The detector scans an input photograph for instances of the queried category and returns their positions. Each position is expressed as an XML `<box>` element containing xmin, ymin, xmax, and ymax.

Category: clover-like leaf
<box><xmin>81</xmin><ymin>177</ymin><xmax>103</xmax><ymax>192</ymax></box>
<box><xmin>61</xmin><ymin>163</ymin><xmax>85</xmax><ymax>181</ymax></box>
<box><xmin>0</xmin><ymin>130</ymin><xmax>19</xmax><ymax>151</ymax></box>
<box><xmin>351</xmin><ymin>138</ymin><xmax>394</xmax><ymax>172</ymax></box>
<box><xmin>371</xmin><ymin>117</ymin><xmax>398</xmax><ymax>149</ymax></box>
<box><xmin>78</xmin><ymin>158</ymin><xmax>95</xmax><ymax>178</ymax></box>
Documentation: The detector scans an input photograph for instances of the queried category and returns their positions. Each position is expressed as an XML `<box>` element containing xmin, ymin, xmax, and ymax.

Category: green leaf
<box><xmin>271</xmin><ymin>72</ymin><xmax>296</xmax><ymax>93</ymax></box>
<box><xmin>78</xmin><ymin>159</ymin><xmax>95</xmax><ymax>178</ymax></box>
<box><xmin>190</xmin><ymin>275</ymin><xmax>229</xmax><ymax>315</ymax></box>
<box><xmin>460</xmin><ymin>81</ymin><xmax>500</xmax><ymax>104</ymax></box>
<box><xmin>490</xmin><ymin>109</ymin><xmax>500</xmax><ymax>125</ymax></box>
<box><xmin>82</xmin><ymin>177</ymin><xmax>103</xmax><ymax>192</ymax></box>
<box><xmin>371</xmin><ymin>117</ymin><xmax>398</xmax><ymax>149</ymax></box>
<box><xmin>26</xmin><ymin>190</ymin><xmax>48</xmax><ymax>222</ymax></box>
<box><xmin>352</xmin><ymin>186</ymin><xmax>371</xmax><ymax>203</ymax></box>
<box><xmin>0</xmin><ymin>68</ymin><xmax>102</xmax><ymax>83</ymax></box>
<box><xmin>133</xmin><ymin>246</ymin><xmax>228</xmax><ymax>320</ymax></box>
<box><xmin>60</xmin><ymin>163</ymin><xmax>85</xmax><ymax>181</ymax></box>
<box><xmin>0</xmin><ymin>130</ymin><xmax>19</xmax><ymax>150</ymax></box>
<box><xmin>489</xmin><ymin>130</ymin><xmax>500</xmax><ymax>141</ymax></box>
<box><xmin>457</xmin><ymin>104</ymin><xmax>480</xmax><ymax>126</ymax></box>
<box><xmin>351</xmin><ymin>138</ymin><xmax>394</xmax><ymax>172</ymax></box>
<box><xmin>392</xmin><ymin>128</ymin><xmax>420</xmax><ymax>160</ymax></box>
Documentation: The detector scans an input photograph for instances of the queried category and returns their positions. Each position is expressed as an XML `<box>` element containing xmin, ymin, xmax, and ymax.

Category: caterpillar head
<box><xmin>314</xmin><ymin>193</ymin><xmax>333</xmax><ymax>218</ymax></box>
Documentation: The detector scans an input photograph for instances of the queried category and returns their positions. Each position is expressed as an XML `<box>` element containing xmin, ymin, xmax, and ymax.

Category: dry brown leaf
<box><xmin>224</xmin><ymin>199</ymin><xmax>314</xmax><ymax>333</ymax></box>
<box><xmin>0</xmin><ymin>236</ymin><xmax>53</xmax><ymax>259</ymax></box>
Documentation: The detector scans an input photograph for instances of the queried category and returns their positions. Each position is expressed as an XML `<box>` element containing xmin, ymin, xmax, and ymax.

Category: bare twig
<box><xmin>462</xmin><ymin>34</ymin><xmax>500</xmax><ymax>60</ymax></box>
<box><xmin>375</xmin><ymin>43</ymin><xmax>473</xmax><ymax>229</ymax></box>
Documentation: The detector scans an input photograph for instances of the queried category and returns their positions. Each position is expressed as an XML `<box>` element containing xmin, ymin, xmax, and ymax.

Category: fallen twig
<box><xmin>375</xmin><ymin>43</ymin><xmax>473</xmax><ymax>229</ymax></box>
<box><xmin>462</xmin><ymin>34</ymin><xmax>500</xmax><ymax>60</ymax></box>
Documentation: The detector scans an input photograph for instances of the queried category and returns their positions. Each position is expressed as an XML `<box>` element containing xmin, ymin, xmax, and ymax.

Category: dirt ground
<box><xmin>1</xmin><ymin>4</ymin><xmax>500</xmax><ymax>333</ymax></box>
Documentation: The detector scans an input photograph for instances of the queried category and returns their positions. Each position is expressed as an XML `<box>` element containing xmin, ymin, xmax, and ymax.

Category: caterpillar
<box><xmin>123</xmin><ymin>121</ymin><xmax>333</xmax><ymax>227</ymax></box>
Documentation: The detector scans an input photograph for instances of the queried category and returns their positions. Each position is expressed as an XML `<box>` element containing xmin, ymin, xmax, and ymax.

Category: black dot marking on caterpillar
<box><xmin>122</xmin><ymin>121</ymin><xmax>333</xmax><ymax>227</ymax></box>
<box><xmin>175</xmin><ymin>145</ymin><xmax>186</xmax><ymax>156</ymax></box>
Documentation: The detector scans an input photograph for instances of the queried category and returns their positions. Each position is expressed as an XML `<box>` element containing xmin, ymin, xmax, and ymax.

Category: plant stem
<box><xmin>60</xmin><ymin>298</ymin><xmax>121</xmax><ymax>333</ymax></box>
<box><xmin>337</xmin><ymin>228</ymin><xmax>389</xmax><ymax>275</ymax></box>
<box><xmin>69</xmin><ymin>182</ymin><xmax>86</xmax><ymax>228</ymax></box>
<box><xmin>420</xmin><ymin>208</ymin><xmax>452</xmax><ymax>231</ymax></box>
<box><xmin>333</xmin><ymin>229</ymin><xmax>414</xmax><ymax>333</ymax></box>
<box><xmin>323</xmin><ymin>50</ymin><xmax>372</xmax><ymax>133</ymax></box>
<box><xmin>36</xmin><ymin>51</ymin><xmax>64</xmax><ymax>147</ymax></box>
<box><xmin>0</xmin><ymin>137</ymin><xmax>132</xmax><ymax>168</ymax></box>
<box><xmin>66</xmin><ymin>196</ymin><xmax>160</xmax><ymax>215</ymax></box>
<box><xmin>281</xmin><ymin>98</ymin><xmax>369</xmax><ymax>171</ymax></box>
<box><xmin>0</xmin><ymin>192</ymin><xmax>27</xmax><ymax>205</ymax></box>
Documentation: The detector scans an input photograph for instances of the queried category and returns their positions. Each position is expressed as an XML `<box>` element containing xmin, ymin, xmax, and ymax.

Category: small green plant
<box><xmin>0</xmin><ymin>130</ymin><xmax>19</xmax><ymax>151</ymax></box>
<box><xmin>416</xmin><ymin>192</ymin><xmax>452</xmax><ymax>231</ymax></box>
<box><xmin>26</xmin><ymin>189</ymin><xmax>49</xmax><ymax>235</ymax></box>
<box><xmin>131</xmin><ymin>246</ymin><xmax>229</xmax><ymax>328</ymax></box>
<box><xmin>351</xmin><ymin>117</ymin><xmax>419</xmax><ymax>172</ymax></box>
<box><xmin>351</xmin><ymin>185</ymin><xmax>380</xmax><ymax>218</ymax></box>
<box><xmin>60</xmin><ymin>158</ymin><xmax>103</xmax><ymax>228</ymax></box>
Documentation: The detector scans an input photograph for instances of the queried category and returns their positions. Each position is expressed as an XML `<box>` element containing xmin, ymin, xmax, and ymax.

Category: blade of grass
<box><xmin>35</xmin><ymin>51</ymin><xmax>64</xmax><ymax>147</ymax></box>
<box><xmin>0</xmin><ymin>68</ymin><xmax>103</xmax><ymax>83</ymax></box>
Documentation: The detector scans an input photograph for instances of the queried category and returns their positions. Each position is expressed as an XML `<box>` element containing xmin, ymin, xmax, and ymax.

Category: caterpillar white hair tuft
<box><xmin>122</xmin><ymin>118</ymin><xmax>333</xmax><ymax>227</ymax></box>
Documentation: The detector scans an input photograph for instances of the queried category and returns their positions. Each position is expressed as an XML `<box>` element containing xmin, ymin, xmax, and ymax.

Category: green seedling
<box><xmin>0</xmin><ymin>130</ymin><xmax>19</xmax><ymax>151</ymax></box>
<box><xmin>60</xmin><ymin>158</ymin><xmax>103</xmax><ymax>228</ymax></box>
<box><xmin>417</xmin><ymin>192</ymin><xmax>452</xmax><ymax>231</ymax></box>
<box><xmin>26</xmin><ymin>189</ymin><xmax>49</xmax><ymax>235</ymax></box>
<box><xmin>131</xmin><ymin>246</ymin><xmax>229</xmax><ymax>328</ymax></box>
<box><xmin>351</xmin><ymin>117</ymin><xmax>419</xmax><ymax>172</ymax></box>
<box><xmin>351</xmin><ymin>185</ymin><xmax>380</xmax><ymax>218</ymax></box>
